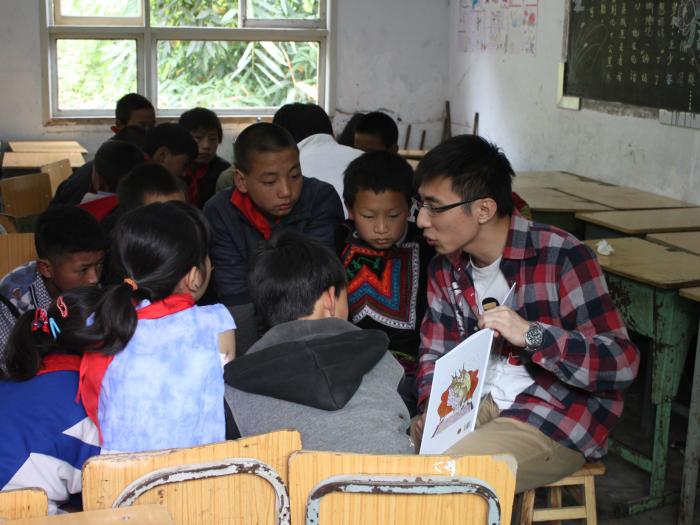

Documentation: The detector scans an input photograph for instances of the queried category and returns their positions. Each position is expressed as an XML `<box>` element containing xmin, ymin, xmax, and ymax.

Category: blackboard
<box><xmin>565</xmin><ymin>0</ymin><xmax>700</xmax><ymax>113</ymax></box>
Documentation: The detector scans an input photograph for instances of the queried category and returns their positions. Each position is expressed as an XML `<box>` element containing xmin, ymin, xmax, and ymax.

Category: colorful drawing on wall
<box><xmin>458</xmin><ymin>0</ymin><xmax>539</xmax><ymax>55</ymax></box>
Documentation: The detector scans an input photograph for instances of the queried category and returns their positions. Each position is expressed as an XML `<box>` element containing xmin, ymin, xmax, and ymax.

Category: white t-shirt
<box><xmin>470</xmin><ymin>257</ymin><xmax>535</xmax><ymax>410</ymax></box>
<box><xmin>297</xmin><ymin>134</ymin><xmax>362</xmax><ymax>216</ymax></box>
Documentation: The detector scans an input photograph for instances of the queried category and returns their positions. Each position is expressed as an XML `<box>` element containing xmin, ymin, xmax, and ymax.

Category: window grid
<box><xmin>42</xmin><ymin>0</ymin><xmax>333</xmax><ymax>120</ymax></box>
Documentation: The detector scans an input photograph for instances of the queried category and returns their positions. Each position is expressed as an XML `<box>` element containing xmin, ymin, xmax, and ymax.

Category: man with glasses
<box><xmin>410</xmin><ymin>135</ymin><xmax>639</xmax><ymax>493</ymax></box>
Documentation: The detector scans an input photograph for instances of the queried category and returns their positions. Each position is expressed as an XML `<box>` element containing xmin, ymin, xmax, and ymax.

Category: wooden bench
<box><xmin>519</xmin><ymin>461</ymin><xmax>605</xmax><ymax>525</ymax></box>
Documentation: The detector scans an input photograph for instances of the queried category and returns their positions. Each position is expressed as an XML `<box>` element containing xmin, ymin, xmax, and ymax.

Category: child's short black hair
<box><xmin>337</xmin><ymin>112</ymin><xmax>365</xmax><ymax>147</ymax></box>
<box><xmin>115</xmin><ymin>93</ymin><xmax>154</xmax><ymax>127</ymax></box>
<box><xmin>179</xmin><ymin>107</ymin><xmax>223</xmax><ymax>143</ymax></box>
<box><xmin>35</xmin><ymin>206</ymin><xmax>108</xmax><ymax>262</ymax></box>
<box><xmin>343</xmin><ymin>151</ymin><xmax>413</xmax><ymax>208</ymax></box>
<box><xmin>112</xmin><ymin>125</ymin><xmax>147</xmax><ymax>148</ymax></box>
<box><xmin>414</xmin><ymin>135</ymin><xmax>514</xmax><ymax>217</ymax></box>
<box><xmin>117</xmin><ymin>163</ymin><xmax>186</xmax><ymax>211</ymax></box>
<box><xmin>250</xmin><ymin>230</ymin><xmax>346</xmax><ymax>329</ymax></box>
<box><xmin>355</xmin><ymin>112</ymin><xmax>399</xmax><ymax>148</ymax></box>
<box><xmin>142</xmin><ymin>123</ymin><xmax>198</xmax><ymax>159</ymax></box>
<box><xmin>94</xmin><ymin>140</ymin><xmax>145</xmax><ymax>193</ymax></box>
<box><xmin>272</xmin><ymin>103</ymin><xmax>334</xmax><ymax>143</ymax></box>
<box><xmin>234</xmin><ymin>122</ymin><xmax>297</xmax><ymax>174</ymax></box>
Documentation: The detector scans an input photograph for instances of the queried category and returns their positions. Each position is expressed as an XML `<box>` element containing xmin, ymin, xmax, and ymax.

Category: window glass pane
<box><xmin>247</xmin><ymin>0</ymin><xmax>319</xmax><ymax>19</ymax></box>
<box><xmin>56</xmin><ymin>39</ymin><xmax>137</xmax><ymax>110</ymax></box>
<box><xmin>157</xmin><ymin>40</ymin><xmax>318</xmax><ymax>109</ymax></box>
<box><xmin>58</xmin><ymin>0</ymin><xmax>141</xmax><ymax>17</ymax></box>
<box><xmin>150</xmin><ymin>0</ymin><xmax>239</xmax><ymax>27</ymax></box>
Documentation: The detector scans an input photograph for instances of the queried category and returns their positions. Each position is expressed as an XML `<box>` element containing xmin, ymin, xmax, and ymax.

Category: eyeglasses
<box><xmin>412</xmin><ymin>196</ymin><xmax>488</xmax><ymax>216</ymax></box>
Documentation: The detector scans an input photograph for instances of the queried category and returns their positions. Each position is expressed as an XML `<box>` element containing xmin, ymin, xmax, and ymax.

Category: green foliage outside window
<box><xmin>55</xmin><ymin>0</ymin><xmax>320</xmax><ymax>110</ymax></box>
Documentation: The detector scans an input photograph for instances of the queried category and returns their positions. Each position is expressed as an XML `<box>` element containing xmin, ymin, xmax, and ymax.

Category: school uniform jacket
<box><xmin>0</xmin><ymin>360</ymin><xmax>100</xmax><ymax>514</ymax></box>
<box><xmin>203</xmin><ymin>177</ymin><xmax>344</xmax><ymax>306</ymax></box>
<box><xmin>417</xmin><ymin>212</ymin><xmax>640</xmax><ymax>460</ymax></box>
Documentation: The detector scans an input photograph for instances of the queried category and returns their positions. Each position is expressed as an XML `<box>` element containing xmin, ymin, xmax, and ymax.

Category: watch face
<box><xmin>526</xmin><ymin>324</ymin><xmax>543</xmax><ymax>348</ymax></box>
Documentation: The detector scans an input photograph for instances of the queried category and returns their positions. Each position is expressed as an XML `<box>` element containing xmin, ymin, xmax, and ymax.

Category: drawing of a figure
<box><xmin>432</xmin><ymin>366</ymin><xmax>479</xmax><ymax>438</ymax></box>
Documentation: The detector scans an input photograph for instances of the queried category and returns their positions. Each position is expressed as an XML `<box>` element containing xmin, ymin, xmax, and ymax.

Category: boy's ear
<box><xmin>390</xmin><ymin>144</ymin><xmax>399</xmax><ymax>154</ymax></box>
<box><xmin>323</xmin><ymin>286</ymin><xmax>338</xmax><ymax>317</ymax></box>
<box><xmin>152</xmin><ymin>146</ymin><xmax>170</xmax><ymax>164</ymax></box>
<box><xmin>110</xmin><ymin>122</ymin><xmax>122</xmax><ymax>133</ymax></box>
<box><xmin>233</xmin><ymin>169</ymin><xmax>248</xmax><ymax>193</ymax></box>
<box><xmin>36</xmin><ymin>259</ymin><xmax>54</xmax><ymax>280</ymax></box>
<box><xmin>346</xmin><ymin>206</ymin><xmax>354</xmax><ymax>221</ymax></box>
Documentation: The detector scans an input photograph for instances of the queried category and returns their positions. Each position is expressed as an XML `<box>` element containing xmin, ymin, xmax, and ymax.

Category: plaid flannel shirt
<box><xmin>417</xmin><ymin>213</ymin><xmax>639</xmax><ymax>459</ymax></box>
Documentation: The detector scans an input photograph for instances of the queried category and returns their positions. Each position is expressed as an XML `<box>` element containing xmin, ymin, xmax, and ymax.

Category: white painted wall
<box><xmin>447</xmin><ymin>1</ymin><xmax>700</xmax><ymax>204</ymax></box>
<box><xmin>0</xmin><ymin>0</ymin><xmax>449</xmax><ymax>162</ymax></box>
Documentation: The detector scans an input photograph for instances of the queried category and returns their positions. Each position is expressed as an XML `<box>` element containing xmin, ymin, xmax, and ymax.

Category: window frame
<box><xmin>40</xmin><ymin>0</ymin><xmax>335</xmax><ymax>123</ymax></box>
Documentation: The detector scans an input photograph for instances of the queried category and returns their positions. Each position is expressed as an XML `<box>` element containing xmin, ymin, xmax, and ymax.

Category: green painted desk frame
<box><xmin>604</xmin><ymin>274</ymin><xmax>699</xmax><ymax>516</ymax></box>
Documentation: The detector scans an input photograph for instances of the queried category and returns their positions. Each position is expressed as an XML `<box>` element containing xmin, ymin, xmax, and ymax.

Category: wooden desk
<box><xmin>9</xmin><ymin>141</ymin><xmax>87</xmax><ymax>154</ymax></box>
<box><xmin>398</xmin><ymin>149</ymin><xmax>427</xmax><ymax>160</ymax></box>
<box><xmin>559</xmin><ymin>182</ymin><xmax>694</xmax><ymax>210</ymax></box>
<box><xmin>647</xmin><ymin>231</ymin><xmax>700</xmax><ymax>256</ymax></box>
<box><xmin>515</xmin><ymin>187</ymin><xmax>611</xmax><ymax>237</ymax></box>
<box><xmin>679</xmin><ymin>286</ymin><xmax>700</xmax><ymax>525</ymax></box>
<box><xmin>583</xmin><ymin>237</ymin><xmax>700</xmax><ymax>516</ymax></box>
<box><xmin>5</xmin><ymin>505</ymin><xmax>173</xmax><ymax>524</ymax></box>
<box><xmin>513</xmin><ymin>170</ymin><xmax>591</xmax><ymax>189</ymax></box>
<box><xmin>2</xmin><ymin>152</ymin><xmax>85</xmax><ymax>170</ymax></box>
<box><xmin>577</xmin><ymin>208</ymin><xmax>700</xmax><ymax>238</ymax></box>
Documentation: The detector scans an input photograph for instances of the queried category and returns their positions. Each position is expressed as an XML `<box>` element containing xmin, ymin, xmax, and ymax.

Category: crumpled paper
<box><xmin>596</xmin><ymin>240</ymin><xmax>614</xmax><ymax>256</ymax></box>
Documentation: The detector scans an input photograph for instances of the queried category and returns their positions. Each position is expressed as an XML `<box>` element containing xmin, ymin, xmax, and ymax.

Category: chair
<box><xmin>0</xmin><ymin>233</ymin><xmax>36</xmax><ymax>278</ymax></box>
<box><xmin>0</xmin><ymin>172</ymin><xmax>52</xmax><ymax>219</ymax></box>
<box><xmin>41</xmin><ymin>159</ymin><xmax>73</xmax><ymax>197</ymax></box>
<box><xmin>518</xmin><ymin>461</ymin><xmax>605</xmax><ymax>525</ymax></box>
<box><xmin>0</xmin><ymin>212</ymin><xmax>18</xmax><ymax>233</ymax></box>
<box><xmin>288</xmin><ymin>451</ymin><xmax>516</xmax><ymax>525</ymax></box>
<box><xmin>3</xmin><ymin>505</ymin><xmax>173</xmax><ymax>524</ymax></box>
<box><xmin>0</xmin><ymin>487</ymin><xmax>48</xmax><ymax>520</ymax></box>
<box><xmin>82</xmin><ymin>429</ymin><xmax>302</xmax><ymax>525</ymax></box>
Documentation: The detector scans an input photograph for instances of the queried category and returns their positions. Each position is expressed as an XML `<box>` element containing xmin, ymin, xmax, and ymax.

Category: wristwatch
<box><xmin>524</xmin><ymin>322</ymin><xmax>544</xmax><ymax>350</ymax></box>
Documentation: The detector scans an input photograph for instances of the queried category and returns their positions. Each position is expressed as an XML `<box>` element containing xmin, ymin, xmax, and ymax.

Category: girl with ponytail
<box><xmin>0</xmin><ymin>288</ymin><xmax>101</xmax><ymax>513</ymax></box>
<box><xmin>80</xmin><ymin>200</ymin><xmax>235</xmax><ymax>452</ymax></box>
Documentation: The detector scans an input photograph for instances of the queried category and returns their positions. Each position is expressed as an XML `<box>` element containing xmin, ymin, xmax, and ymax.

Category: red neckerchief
<box><xmin>77</xmin><ymin>195</ymin><xmax>119</xmax><ymax>222</ymax></box>
<box><xmin>77</xmin><ymin>293</ymin><xmax>195</xmax><ymax>443</ymax></box>
<box><xmin>36</xmin><ymin>354</ymin><xmax>81</xmax><ymax>376</ymax></box>
<box><xmin>230</xmin><ymin>188</ymin><xmax>279</xmax><ymax>240</ymax></box>
<box><xmin>184</xmin><ymin>164</ymin><xmax>208</xmax><ymax>205</ymax></box>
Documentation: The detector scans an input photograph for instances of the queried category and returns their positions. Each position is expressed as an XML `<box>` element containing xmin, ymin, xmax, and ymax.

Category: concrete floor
<box><xmin>558</xmin><ymin>362</ymin><xmax>698</xmax><ymax>525</ymax></box>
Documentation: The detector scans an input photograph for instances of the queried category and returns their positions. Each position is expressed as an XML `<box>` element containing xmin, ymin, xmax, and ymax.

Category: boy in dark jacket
<box><xmin>204</xmin><ymin>122</ymin><xmax>343</xmax><ymax>307</ymax></box>
<box><xmin>224</xmin><ymin>230</ymin><xmax>412</xmax><ymax>453</ymax></box>
<box><xmin>178</xmin><ymin>107</ymin><xmax>231</xmax><ymax>208</ymax></box>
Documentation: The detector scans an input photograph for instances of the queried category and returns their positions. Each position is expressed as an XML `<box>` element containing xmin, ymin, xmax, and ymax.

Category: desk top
<box><xmin>515</xmin><ymin>187</ymin><xmax>612</xmax><ymax>213</ymax></box>
<box><xmin>680</xmin><ymin>287</ymin><xmax>700</xmax><ymax>303</ymax></box>
<box><xmin>558</xmin><ymin>182</ymin><xmax>693</xmax><ymax>209</ymax></box>
<box><xmin>576</xmin><ymin>208</ymin><xmax>700</xmax><ymax>234</ymax></box>
<box><xmin>513</xmin><ymin>171</ymin><xmax>590</xmax><ymax>189</ymax></box>
<box><xmin>583</xmin><ymin>237</ymin><xmax>700</xmax><ymax>288</ymax></box>
<box><xmin>647</xmin><ymin>231</ymin><xmax>700</xmax><ymax>256</ymax></box>
<box><xmin>2</xmin><ymin>152</ymin><xmax>85</xmax><ymax>169</ymax></box>
<box><xmin>9</xmin><ymin>141</ymin><xmax>87</xmax><ymax>154</ymax></box>
<box><xmin>6</xmin><ymin>505</ymin><xmax>174</xmax><ymax>524</ymax></box>
<box><xmin>398</xmin><ymin>149</ymin><xmax>427</xmax><ymax>160</ymax></box>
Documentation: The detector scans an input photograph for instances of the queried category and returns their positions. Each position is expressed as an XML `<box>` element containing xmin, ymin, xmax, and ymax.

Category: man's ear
<box><xmin>152</xmin><ymin>146</ymin><xmax>170</xmax><ymax>164</ymax></box>
<box><xmin>475</xmin><ymin>198</ymin><xmax>498</xmax><ymax>224</ymax></box>
<box><xmin>233</xmin><ymin>169</ymin><xmax>248</xmax><ymax>193</ymax></box>
<box><xmin>36</xmin><ymin>259</ymin><xmax>53</xmax><ymax>280</ymax></box>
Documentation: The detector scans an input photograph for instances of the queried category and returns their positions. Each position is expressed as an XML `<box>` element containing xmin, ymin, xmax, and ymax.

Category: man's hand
<box><xmin>410</xmin><ymin>412</ymin><xmax>426</xmax><ymax>452</ymax></box>
<box><xmin>477</xmin><ymin>306</ymin><xmax>530</xmax><ymax>347</ymax></box>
